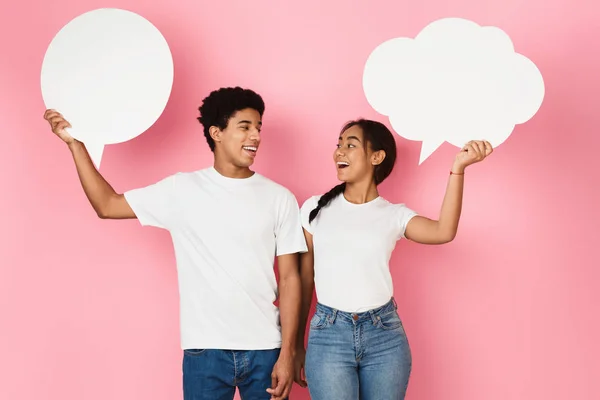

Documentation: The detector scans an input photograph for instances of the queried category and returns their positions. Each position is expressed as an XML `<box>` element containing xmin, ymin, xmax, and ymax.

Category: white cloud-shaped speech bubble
<box><xmin>41</xmin><ymin>8</ymin><xmax>174</xmax><ymax>168</ymax></box>
<box><xmin>363</xmin><ymin>18</ymin><xmax>545</xmax><ymax>164</ymax></box>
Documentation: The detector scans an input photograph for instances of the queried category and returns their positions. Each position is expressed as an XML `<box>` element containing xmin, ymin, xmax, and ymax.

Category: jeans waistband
<box><xmin>315</xmin><ymin>297</ymin><xmax>398</xmax><ymax>324</ymax></box>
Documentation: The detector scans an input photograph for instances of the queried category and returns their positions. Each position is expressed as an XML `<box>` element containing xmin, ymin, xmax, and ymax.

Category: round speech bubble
<box><xmin>363</xmin><ymin>18</ymin><xmax>545</xmax><ymax>165</ymax></box>
<box><xmin>41</xmin><ymin>8</ymin><xmax>174</xmax><ymax>168</ymax></box>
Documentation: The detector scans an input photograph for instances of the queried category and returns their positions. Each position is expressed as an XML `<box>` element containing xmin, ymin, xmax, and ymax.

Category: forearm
<box><xmin>278</xmin><ymin>272</ymin><xmax>301</xmax><ymax>355</ymax></box>
<box><xmin>68</xmin><ymin>140</ymin><xmax>118</xmax><ymax>216</ymax></box>
<box><xmin>296</xmin><ymin>254</ymin><xmax>314</xmax><ymax>347</ymax></box>
<box><xmin>436</xmin><ymin>161</ymin><xmax>465</xmax><ymax>240</ymax></box>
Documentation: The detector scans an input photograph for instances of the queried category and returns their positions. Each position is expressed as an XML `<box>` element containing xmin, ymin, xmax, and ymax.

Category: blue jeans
<box><xmin>182</xmin><ymin>348</ymin><xmax>281</xmax><ymax>400</ymax></box>
<box><xmin>305</xmin><ymin>298</ymin><xmax>412</xmax><ymax>400</ymax></box>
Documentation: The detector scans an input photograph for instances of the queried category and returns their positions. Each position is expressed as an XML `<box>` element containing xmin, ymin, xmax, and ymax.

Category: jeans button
<box><xmin>352</xmin><ymin>314</ymin><xmax>358</xmax><ymax>320</ymax></box>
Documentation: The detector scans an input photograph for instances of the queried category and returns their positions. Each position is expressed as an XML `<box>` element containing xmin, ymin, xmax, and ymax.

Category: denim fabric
<box><xmin>182</xmin><ymin>348</ymin><xmax>281</xmax><ymax>400</ymax></box>
<box><xmin>305</xmin><ymin>298</ymin><xmax>412</xmax><ymax>399</ymax></box>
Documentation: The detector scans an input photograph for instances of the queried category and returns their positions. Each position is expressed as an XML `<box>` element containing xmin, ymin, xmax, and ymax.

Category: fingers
<box><xmin>271</xmin><ymin>374</ymin><xmax>278</xmax><ymax>393</ymax></box>
<box><xmin>300</xmin><ymin>367</ymin><xmax>307</xmax><ymax>388</ymax></box>
<box><xmin>473</xmin><ymin>141</ymin><xmax>484</xmax><ymax>159</ymax></box>
<box><xmin>293</xmin><ymin>367</ymin><xmax>304</xmax><ymax>388</ymax></box>
<box><xmin>280</xmin><ymin>381</ymin><xmax>293</xmax><ymax>399</ymax></box>
<box><xmin>465</xmin><ymin>140</ymin><xmax>487</xmax><ymax>160</ymax></box>
<box><xmin>293</xmin><ymin>357</ymin><xmax>307</xmax><ymax>388</ymax></box>
<box><xmin>467</xmin><ymin>142</ymin><xmax>479</xmax><ymax>159</ymax></box>
<box><xmin>273</xmin><ymin>380</ymin><xmax>292</xmax><ymax>400</ymax></box>
<box><xmin>43</xmin><ymin>109</ymin><xmax>57</xmax><ymax>120</ymax></box>
<box><xmin>473</xmin><ymin>140</ymin><xmax>494</xmax><ymax>158</ymax></box>
<box><xmin>55</xmin><ymin>120</ymin><xmax>71</xmax><ymax>133</ymax></box>
<box><xmin>266</xmin><ymin>373</ymin><xmax>290</xmax><ymax>400</ymax></box>
<box><xmin>44</xmin><ymin>109</ymin><xmax>71</xmax><ymax>133</ymax></box>
<box><xmin>266</xmin><ymin>375</ymin><xmax>281</xmax><ymax>398</ymax></box>
<box><xmin>484</xmin><ymin>140</ymin><xmax>494</xmax><ymax>155</ymax></box>
<box><xmin>50</xmin><ymin>116</ymin><xmax>67</xmax><ymax>132</ymax></box>
<box><xmin>294</xmin><ymin>366</ymin><xmax>307</xmax><ymax>388</ymax></box>
<box><xmin>44</xmin><ymin>109</ymin><xmax>61</xmax><ymax>122</ymax></box>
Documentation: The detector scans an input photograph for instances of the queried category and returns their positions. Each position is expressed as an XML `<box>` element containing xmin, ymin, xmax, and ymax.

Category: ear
<box><xmin>371</xmin><ymin>150</ymin><xmax>386</xmax><ymax>166</ymax></box>
<box><xmin>209</xmin><ymin>126</ymin><xmax>222</xmax><ymax>144</ymax></box>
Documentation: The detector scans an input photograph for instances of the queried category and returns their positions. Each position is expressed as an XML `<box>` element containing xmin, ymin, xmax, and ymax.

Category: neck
<box><xmin>343</xmin><ymin>179</ymin><xmax>379</xmax><ymax>204</ymax></box>
<box><xmin>213</xmin><ymin>156</ymin><xmax>254</xmax><ymax>179</ymax></box>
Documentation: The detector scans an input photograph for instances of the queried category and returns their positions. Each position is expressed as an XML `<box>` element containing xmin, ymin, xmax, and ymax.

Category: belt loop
<box><xmin>391</xmin><ymin>297</ymin><xmax>398</xmax><ymax>309</ymax></box>
<box><xmin>330</xmin><ymin>309</ymin><xmax>338</xmax><ymax>323</ymax></box>
<box><xmin>369</xmin><ymin>309</ymin><xmax>378</xmax><ymax>324</ymax></box>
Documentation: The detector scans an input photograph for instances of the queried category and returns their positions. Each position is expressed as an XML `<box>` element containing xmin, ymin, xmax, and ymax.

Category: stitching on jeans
<box><xmin>232</xmin><ymin>351</ymin><xmax>238</xmax><ymax>385</ymax></box>
<box><xmin>243</xmin><ymin>352</ymin><xmax>249</xmax><ymax>383</ymax></box>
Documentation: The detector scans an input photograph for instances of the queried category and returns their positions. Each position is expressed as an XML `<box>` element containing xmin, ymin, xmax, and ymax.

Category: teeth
<box><xmin>243</xmin><ymin>146</ymin><xmax>257</xmax><ymax>152</ymax></box>
<box><xmin>337</xmin><ymin>161</ymin><xmax>349</xmax><ymax>166</ymax></box>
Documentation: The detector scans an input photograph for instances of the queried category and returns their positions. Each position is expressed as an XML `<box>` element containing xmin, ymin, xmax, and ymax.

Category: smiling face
<box><xmin>333</xmin><ymin>124</ymin><xmax>385</xmax><ymax>184</ymax></box>
<box><xmin>211</xmin><ymin>108</ymin><xmax>262</xmax><ymax>169</ymax></box>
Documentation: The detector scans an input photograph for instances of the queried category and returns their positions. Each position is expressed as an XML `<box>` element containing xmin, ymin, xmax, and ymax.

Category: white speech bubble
<box><xmin>41</xmin><ymin>8</ymin><xmax>174</xmax><ymax>168</ymax></box>
<box><xmin>363</xmin><ymin>17</ymin><xmax>545</xmax><ymax>164</ymax></box>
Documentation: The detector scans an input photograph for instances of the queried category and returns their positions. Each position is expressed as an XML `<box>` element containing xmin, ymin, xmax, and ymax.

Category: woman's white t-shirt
<box><xmin>300</xmin><ymin>194</ymin><xmax>417</xmax><ymax>313</ymax></box>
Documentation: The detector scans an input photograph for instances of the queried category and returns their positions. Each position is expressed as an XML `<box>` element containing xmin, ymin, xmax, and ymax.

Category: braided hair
<box><xmin>308</xmin><ymin>119</ymin><xmax>397</xmax><ymax>223</ymax></box>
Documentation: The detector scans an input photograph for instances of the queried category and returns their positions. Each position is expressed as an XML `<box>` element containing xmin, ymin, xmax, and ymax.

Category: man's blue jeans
<box><xmin>182</xmin><ymin>348</ymin><xmax>280</xmax><ymax>399</ymax></box>
<box><xmin>305</xmin><ymin>298</ymin><xmax>412</xmax><ymax>399</ymax></box>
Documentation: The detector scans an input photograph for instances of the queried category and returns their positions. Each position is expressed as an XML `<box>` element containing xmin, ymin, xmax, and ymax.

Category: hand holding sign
<box><xmin>363</xmin><ymin>18</ymin><xmax>545</xmax><ymax>164</ymax></box>
<box><xmin>43</xmin><ymin>109</ymin><xmax>74</xmax><ymax>144</ymax></box>
<box><xmin>41</xmin><ymin>8</ymin><xmax>174</xmax><ymax>168</ymax></box>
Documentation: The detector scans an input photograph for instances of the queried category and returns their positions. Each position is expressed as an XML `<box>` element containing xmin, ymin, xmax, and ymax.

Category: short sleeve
<box><xmin>396</xmin><ymin>204</ymin><xmax>418</xmax><ymax>240</ymax></box>
<box><xmin>275</xmin><ymin>190</ymin><xmax>308</xmax><ymax>256</ymax></box>
<box><xmin>123</xmin><ymin>173</ymin><xmax>180</xmax><ymax>230</ymax></box>
<box><xmin>300</xmin><ymin>195</ymin><xmax>320</xmax><ymax>235</ymax></box>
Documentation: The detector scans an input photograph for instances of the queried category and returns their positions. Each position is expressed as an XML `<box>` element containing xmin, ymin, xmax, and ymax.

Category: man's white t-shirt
<box><xmin>300</xmin><ymin>194</ymin><xmax>417</xmax><ymax>313</ymax></box>
<box><xmin>124</xmin><ymin>167</ymin><xmax>307</xmax><ymax>350</ymax></box>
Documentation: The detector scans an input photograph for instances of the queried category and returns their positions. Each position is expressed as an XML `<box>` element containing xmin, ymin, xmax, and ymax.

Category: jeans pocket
<box><xmin>309</xmin><ymin>311</ymin><xmax>330</xmax><ymax>330</ymax></box>
<box><xmin>184</xmin><ymin>348</ymin><xmax>207</xmax><ymax>357</ymax></box>
<box><xmin>376</xmin><ymin>311</ymin><xmax>403</xmax><ymax>331</ymax></box>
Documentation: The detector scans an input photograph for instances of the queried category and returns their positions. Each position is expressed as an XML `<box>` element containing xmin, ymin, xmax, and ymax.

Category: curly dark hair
<box><xmin>309</xmin><ymin>119</ymin><xmax>397</xmax><ymax>223</ymax></box>
<box><xmin>197</xmin><ymin>87</ymin><xmax>265</xmax><ymax>152</ymax></box>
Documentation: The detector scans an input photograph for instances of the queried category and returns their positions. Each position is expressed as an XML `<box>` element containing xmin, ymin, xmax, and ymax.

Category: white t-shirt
<box><xmin>300</xmin><ymin>194</ymin><xmax>417</xmax><ymax>313</ymax></box>
<box><xmin>124</xmin><ymin>167</ymin><xmax>307</xmax><ymax>350</ymax></box>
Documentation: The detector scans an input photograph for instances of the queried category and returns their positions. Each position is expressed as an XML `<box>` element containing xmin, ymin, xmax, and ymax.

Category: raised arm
<box><xmin>44</xmin><ymin>110</ymin><xmax>136</xmax><ymax>220</ymax></box>
<box><xmin>405</xmin><ymin>140</ymin><xmax>493</xmax><ymax>245</ymax></box>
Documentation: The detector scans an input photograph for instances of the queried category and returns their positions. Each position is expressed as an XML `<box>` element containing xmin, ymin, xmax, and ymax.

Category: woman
<box><xmin>294</xmin><ymin>119</ymin><xmax>492</xmax><ymax>399</ymax></box>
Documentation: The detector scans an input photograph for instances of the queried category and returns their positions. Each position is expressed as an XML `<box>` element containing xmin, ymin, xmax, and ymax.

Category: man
<box><xmin>43</xmin><ymin>87</ymin><xmax>306</xmax><ymax>400</ymax></box>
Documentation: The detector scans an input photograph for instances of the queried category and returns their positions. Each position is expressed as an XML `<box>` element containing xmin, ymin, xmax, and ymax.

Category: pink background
<box><xmin>2</xmin><ymin>0</ymin><xmax>599</xmax><ymax>399</ymax></box>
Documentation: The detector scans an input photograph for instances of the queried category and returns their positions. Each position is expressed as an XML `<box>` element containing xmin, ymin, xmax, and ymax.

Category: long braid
<box><xmin>309</xmin><ymin>183</ymin><xmax>346</xmax><ymax>223</ymax></box>
<box><xmin>309</xmin><ymin>118</ymin><xmax>397</xmax><ymax>224</ymax></box>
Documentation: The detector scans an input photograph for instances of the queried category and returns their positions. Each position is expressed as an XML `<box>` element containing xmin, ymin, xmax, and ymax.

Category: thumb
<box><xmin>266</xmin><ymin>374</ymin><xmax>278</xmax><ymax>394</ymax></box>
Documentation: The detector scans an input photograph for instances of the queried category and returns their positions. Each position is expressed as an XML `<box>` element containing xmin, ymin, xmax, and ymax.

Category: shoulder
<box><xmin>254</xmin><ymin>174</ymin><xmax>297</xmax><ymax>198</ymax></box>
<box><xmin>300</xmin><ymin>195</ymin><xmax>321</xmax><ymax>211</ymax></box>
<box><xmin>378</xmin><ymin>198</ymin><xmax>419</xmax><ymax>228</ymax></box>
<box><xmin>166</xmin><ymin>168</ymin><xmax>210</xmax><ymax>180</ymax></box>
<box><xmin>164</xmin><ymin>169</ymin><xmax>211</xmax><ymax>187</ymax></box>
<box><xmin>378</xmin><ymin>197</ymin><xmax>414</xmax><ymax>213</ymax></box>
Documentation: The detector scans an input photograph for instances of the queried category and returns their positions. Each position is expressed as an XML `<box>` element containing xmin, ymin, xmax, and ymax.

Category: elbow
<box><xmin>95</xmin><ymin>201</ymin><xmax>112</xmax><ymax>219</ymax></box>
<box><xmin>440</xmin><ymin>231</ymin><xmax>457</xmax><ymax>244</ymax></box>
<box><xmin>96</xmin><ymin>207</ymin><xmax>110</xmax><ymax>219</ymax></box>
<box><xmin>95</xmin><ymin>193</ymin><xmax>120</xmax><ymax>219</ymax></box>
<box><xmin>435</xmin><ymin>228</ymin><xmax>457</xmax><ymax>244</ymax></box>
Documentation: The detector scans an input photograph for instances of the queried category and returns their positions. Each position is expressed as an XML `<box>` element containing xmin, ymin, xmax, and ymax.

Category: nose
<box><xmin>250</xmin><ymin>128</ymin><xmax>261</xmax><ymax>142</ymax></box>
<box><xmin>335</xmin><ymin>148</ymin><xmax>344</xmax><ymax>157</ymax></box>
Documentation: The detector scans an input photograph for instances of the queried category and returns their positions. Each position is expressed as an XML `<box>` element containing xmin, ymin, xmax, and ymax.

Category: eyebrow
<box><xmin>338</xmin><ymin>135</ymin><xmax>361</xmax><ymax>142</ymax></box>
<box><xmin>237</xmin><ymin>120</ymin><xmax>262</xmax><ymax>126</ymax></box>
